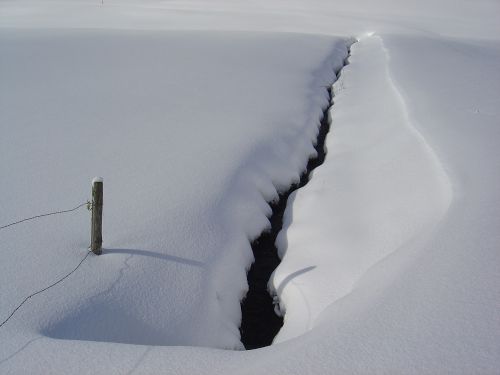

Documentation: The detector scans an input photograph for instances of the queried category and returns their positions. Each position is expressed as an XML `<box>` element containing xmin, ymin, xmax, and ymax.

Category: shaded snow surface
<box><xmin>1</xmin><ymin>0</ymin><xmax>500</xmax><ymax>373</ymax></box>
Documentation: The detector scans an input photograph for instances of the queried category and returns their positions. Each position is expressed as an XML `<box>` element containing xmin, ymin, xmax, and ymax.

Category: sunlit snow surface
<box><xmin>1</xmin><ymin>0</ymin><xmax>499</xmax><ymax>373</ymax></box>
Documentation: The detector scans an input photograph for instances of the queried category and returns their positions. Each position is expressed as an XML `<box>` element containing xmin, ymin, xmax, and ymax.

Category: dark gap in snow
<box><xmin>240</xmin><ymin>83</ymin><xmax>337</xmax><ymax>351</ymax></box>
<box><xmin>240</xmin><ymin>44</ymin><xmax>353</xmax><ymax>349</ymax></box>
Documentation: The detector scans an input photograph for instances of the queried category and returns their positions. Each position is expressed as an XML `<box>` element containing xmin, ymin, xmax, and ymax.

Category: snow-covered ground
<box><xmin>1</xmin><ymin>0</ymin><xmax>499</xmax><ymax>374</ymax></box>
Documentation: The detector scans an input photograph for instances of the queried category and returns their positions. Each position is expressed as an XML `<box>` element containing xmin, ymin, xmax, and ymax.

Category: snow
<box><xmin>92</xmin><ymin>177</ymin><xmax>104</xmax><ymax>184</ymax></box>
<box><xmin>271</xmin><ymin>33</ymin><xmax>500</xmax><ymax>372</ymax></box>
<box><xmin>272</xmin><ymin>34</ymin><xmax>454</xmax><ymax>342</ymax></box>
<box><xmin>0</xmin><ymin>26</ymin><xmax>348</xmax><ymax>357</ymax></box>
<box><xmin>1</xmin><ymin>0</ymin><xmax>500</xmax><ymax>373</ymax></box>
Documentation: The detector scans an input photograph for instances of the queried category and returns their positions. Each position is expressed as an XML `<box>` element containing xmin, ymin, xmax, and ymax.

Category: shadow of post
<box><xmin>105</xmin><ymin>248</ymin><xmax>205</xmax><ymax>268</ymax></box>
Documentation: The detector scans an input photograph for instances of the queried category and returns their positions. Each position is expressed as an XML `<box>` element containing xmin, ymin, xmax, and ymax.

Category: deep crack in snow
<box><xmin>240</xmin><ymin>47</ymin><xmax>353</xmax><ymax>350</ymax></box>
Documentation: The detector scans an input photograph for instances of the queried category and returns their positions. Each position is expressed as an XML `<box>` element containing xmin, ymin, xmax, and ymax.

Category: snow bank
<box><xmin>272</xmin><ymin>34</ymin><xmax>453</xmax><ymax>342</ymax></box>
<box><xmin>262</xmin><ymin>33</ymin><xmax>500</xmax><ymax>372</ymax></box>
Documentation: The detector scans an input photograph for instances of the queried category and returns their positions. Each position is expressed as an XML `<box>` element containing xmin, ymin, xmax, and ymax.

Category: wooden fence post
<box><xmin>91</xmin><ymin>177</ymin><xmax>103</xmax><ymax>255</ymax></box>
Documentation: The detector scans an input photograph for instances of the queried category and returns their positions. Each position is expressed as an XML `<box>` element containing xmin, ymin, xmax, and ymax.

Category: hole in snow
<box><xmin>240</xmin><ymin>83</ymin><xmax>335</xmax><ymax>350</ymax></box>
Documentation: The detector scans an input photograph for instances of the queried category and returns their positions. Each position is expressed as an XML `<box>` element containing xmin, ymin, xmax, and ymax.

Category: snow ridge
<box><xmin>379</xmin><ymin>36</ymin><xmax>453</xmax><ymax>203</ymax></box>
<box><xmin>271</xmin><ymin>34</ymin><xmax>453</xmax><ymax>343</ymax></box>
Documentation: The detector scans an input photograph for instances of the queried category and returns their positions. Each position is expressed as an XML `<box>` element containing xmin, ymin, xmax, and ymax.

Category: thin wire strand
<box><xmin>0</xmin><ymin>202</ymin><xmax>89</xmax><ymax>230</ymax></box>
<box><xmin>0</xmin><ymin>250</ymin><xmax>92</xmax><ymax>329</ymax></box>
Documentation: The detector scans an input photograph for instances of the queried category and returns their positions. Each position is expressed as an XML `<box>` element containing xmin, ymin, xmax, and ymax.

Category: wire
<box><xmin>0</xmin><ymin>202</ymin><xmax>89</xmax><ymax>231</ymax></box>
<box><xmin>0</xmin><ymin>250</ymin><xmax>92</xmax><ymax>329</ymax></box>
